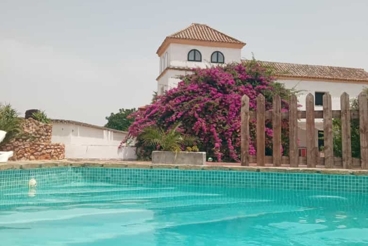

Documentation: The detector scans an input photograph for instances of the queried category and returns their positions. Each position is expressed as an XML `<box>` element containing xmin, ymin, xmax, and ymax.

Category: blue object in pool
<box><xmin>0</xmin><ymin>167</ymin><xmax>368</xmax><ymax>245</ymax></box>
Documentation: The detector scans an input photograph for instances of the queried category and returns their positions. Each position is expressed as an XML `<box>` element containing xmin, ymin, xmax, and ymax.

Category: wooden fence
<box><xmin>240</xmin><ymin>92</ymin><xmax>368</xmax><ymax>169</ymax></box>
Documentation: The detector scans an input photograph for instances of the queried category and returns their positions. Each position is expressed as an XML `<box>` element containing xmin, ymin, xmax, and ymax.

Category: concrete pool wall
<box><xmin>1</xmin><ymin>160</ymin><xmax>368</xmax><ymax>194</ymax></box>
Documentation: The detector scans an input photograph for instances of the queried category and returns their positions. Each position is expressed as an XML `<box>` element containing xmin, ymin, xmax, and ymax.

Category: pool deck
<box><xmin>0</xmin><ymin>159</ymin><xmax>368</xmax><ymax>176</ymax></box>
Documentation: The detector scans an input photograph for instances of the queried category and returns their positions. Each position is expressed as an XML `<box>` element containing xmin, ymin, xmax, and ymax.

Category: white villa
<box><xmin>154</xmin><ymin>23</ymin><xmax>368</xmax><ymax>156</ymax></box>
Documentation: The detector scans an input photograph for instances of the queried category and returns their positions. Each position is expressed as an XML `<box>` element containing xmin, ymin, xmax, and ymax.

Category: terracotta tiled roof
<box><xmin>167</xmin><ymin>23</ymin><xmax>245</xmax><ymax>44</ymax></box>
<box><xmin>158</xmin><ymin>61</ymin><xmax>368</xmax><ymax>83</ymax></box>
<box><xmin>243</xmin><ymin>60</ymin><xmax>368</xmax><ymax>82</ymax></box>
<box><xmin>138</xmin><ymin>105</ymin><xmax>148</xmax><ymax>111</ymax></box>
<box><xmin>157</xmin><ymin>23</ymin><xmax>245</xmax><ymax>55</ymax></box>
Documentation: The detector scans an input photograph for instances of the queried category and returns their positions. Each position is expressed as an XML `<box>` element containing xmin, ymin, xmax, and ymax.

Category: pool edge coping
<box><xmin>1</xmin><ymin>161</ymin><xmax>368</xmax><ymax>176</ymax></box>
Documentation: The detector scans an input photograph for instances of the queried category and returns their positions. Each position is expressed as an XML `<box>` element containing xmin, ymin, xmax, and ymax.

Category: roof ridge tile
<box><xmin>167</xmin><ymin>23</ymin><xmax>245</xmax><ymax>44</ymax></box>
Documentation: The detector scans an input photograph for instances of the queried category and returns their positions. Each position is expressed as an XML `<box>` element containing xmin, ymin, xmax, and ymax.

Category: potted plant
<box><xmin>139</xmin><ymin>122</ymin><xmax>206</xmax><ymax>165</ymax></box>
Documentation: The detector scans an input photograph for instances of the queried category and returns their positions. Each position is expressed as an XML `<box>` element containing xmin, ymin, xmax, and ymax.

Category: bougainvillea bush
<box><xmin>121</xmin><ymin>60</ymin><xmax>296</xmax><ymax>162</ymax></box>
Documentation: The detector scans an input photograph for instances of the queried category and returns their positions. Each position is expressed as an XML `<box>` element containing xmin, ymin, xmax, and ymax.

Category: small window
<box><xmin>315</xmin><ymin>92</ymin><xmax>325</xmax><ymax>106</ymax></box>
<box><xmin>318</xmin><ymin>130</ymin><xmax>324</xmax><ymax>151</ymax></box>
<box><xmin>211</xmin><ymin>51</ymin><xmax>225</xmax><ymax>63</ymax></box>
<box><xmin>188</xmin><ymin>49</ymin><xmax>202</xmax><ymax>62</ymax></box>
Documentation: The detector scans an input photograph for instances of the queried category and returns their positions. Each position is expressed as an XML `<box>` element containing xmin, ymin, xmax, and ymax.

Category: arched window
<box><xmin>187</xmin><ymin>49</ymin><xmax>202</xmax><ymax>62</ymax></box>
<box><xmin>211</xmin><ymin>51</ymin><xmax>225</xmax><ymax>64</ymax></box>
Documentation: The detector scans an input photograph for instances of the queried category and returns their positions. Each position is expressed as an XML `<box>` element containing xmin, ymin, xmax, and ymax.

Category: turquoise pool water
<box><xmin>0</xmin><ymin>167</ymin><xmax>368</xmax><ymax>245</ymax></box>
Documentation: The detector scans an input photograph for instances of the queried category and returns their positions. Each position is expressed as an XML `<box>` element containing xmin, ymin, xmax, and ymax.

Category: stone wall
<box><xmin>0</xmin><ymin>118</ymin><xmax>65</xmax><ymax>161</ymax></box>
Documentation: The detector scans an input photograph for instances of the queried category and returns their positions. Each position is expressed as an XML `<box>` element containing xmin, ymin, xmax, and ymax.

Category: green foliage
<box><xmin>32</xmin><ymin>110</ymin><xmax>51</xmax><ymax>124</ymax></box>
<box><xmin>105</xmin><ymin>108</ymin><xmax>136</xmax><ymax>131</ymax></box>
<box><xmin>333</xmin><ymin>87</ymin><xmax>368</xmax><ymax>158</ymax></box>
<box><xmin>332</xmin><ymin>117</ymin><xmax>360</xmax><ymax>158</ymax></box>
<box><xmin>0</xmin><ymin>104</ymin><xmax>22</xmax><ymax>145</ymax></box>
<box><xmin>139</xmin><ymin>122</ymin><xmax>197</xmax><ymax>153</ymax></box>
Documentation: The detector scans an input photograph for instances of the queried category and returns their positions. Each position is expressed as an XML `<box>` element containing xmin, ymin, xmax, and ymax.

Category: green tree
<box><xmin>105</xmin><ymin>108</ymin><xmax>136</xmax><ymax>131</ymax></box>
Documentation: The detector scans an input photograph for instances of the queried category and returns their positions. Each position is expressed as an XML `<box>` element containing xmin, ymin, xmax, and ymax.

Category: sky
<box><xmin>0</xmin><ymin>0</ymin><xmax>367</xmax><ymax>126</ymax></box>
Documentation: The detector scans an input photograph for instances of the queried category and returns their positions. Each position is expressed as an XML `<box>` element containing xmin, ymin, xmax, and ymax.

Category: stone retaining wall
<box><xmin>0</xmin><ymin>118</ymin><xmax>65</xmax><ymax>161</ymax></box>
<box><xmin>21</xmin><ymin>118</ymin><xmax>52</xmax><ymax>143</ymax></box>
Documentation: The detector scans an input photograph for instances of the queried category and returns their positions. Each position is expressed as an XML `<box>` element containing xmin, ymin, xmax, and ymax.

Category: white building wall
<box><xmin>279</xmin><ymin>79</ymin><xmax>366</xmax><ymax>110</ymax></box>
<box><xmin>51</xmin><ymin>122</ymin><xmax>136</xmax><ymax>160</ymax></box>
<box><xmin>157</xmin><ymin>70</ymin><xmax>192</xmax><ymax>94</ymax></box>
<box><xmin>159</xmin><ymin>48</ymin><xmax>170</xmax><ymax>74</ymax></box>
<box><xmin>157</xmin><ymin>43</ymin><xmax>242</xmax><ymax>95</ymax></box>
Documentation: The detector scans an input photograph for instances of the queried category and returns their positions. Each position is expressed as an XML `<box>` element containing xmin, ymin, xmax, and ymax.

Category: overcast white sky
<box><xmin>1</xmin><ymin>0</ymin><xmax>367</xmax><ymax>125</ymax></box>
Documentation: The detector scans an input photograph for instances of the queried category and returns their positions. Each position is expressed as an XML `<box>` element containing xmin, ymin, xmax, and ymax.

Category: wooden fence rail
<box><xmin>241</xmin><ymin>92</ymin><xmax>368</xmax><ymax>169</ymax></box>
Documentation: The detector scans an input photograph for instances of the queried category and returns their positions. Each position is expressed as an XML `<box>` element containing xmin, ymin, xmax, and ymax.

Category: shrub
<box><xmin>32</xmin><ymin>110</ymin><xmax>51</xmax><ymax>124</ymax></box>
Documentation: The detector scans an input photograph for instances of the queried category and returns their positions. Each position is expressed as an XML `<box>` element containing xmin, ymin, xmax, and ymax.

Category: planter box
<box><xmin>152</xmin><ymin>151</ymin><xmax>206</xmax><ymax>165</ymax></box>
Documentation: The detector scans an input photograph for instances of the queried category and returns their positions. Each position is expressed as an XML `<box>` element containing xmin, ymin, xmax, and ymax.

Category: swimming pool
<box><xmin>1</xmin><ymin>166</ymin><xmax>368</xmax><ymax>245</ymax></box>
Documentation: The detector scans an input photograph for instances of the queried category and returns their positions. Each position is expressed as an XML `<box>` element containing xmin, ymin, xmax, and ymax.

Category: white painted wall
<box><xmin>159</xmin><ymin>51</ymin><xmax>169</xmax><ymax>74</ymax></box>
<box><xmin>279</xmin><ymin>79</ymin><xmax>366</xmax><ymax>110</ymax></box>
<box><xmin>297</xmin><ymin>126</ymin><xmax>320</xmax><ymax>148</ymax></box>
<box><xmin>51</xmin><ymin>122</ymin><xmax>137</xmax><ymax>160</ymax></box>
<box><xmin>157</xmin><ymin>70</ymin><xmax>191</xmax><ymax>94</ymax></box>
<box><xmin>157</xmin><ymin>43</ymin><xmax>242</xmax><ymax>94</ymax></box>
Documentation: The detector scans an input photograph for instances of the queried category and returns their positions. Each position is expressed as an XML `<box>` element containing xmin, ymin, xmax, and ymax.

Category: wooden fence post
<box><xmin>272</xmin><ymin>95</ymin><xmax>282</xmax><ymax>166</ymax></box>
<box><xmin>289</xmin><ymin>94</ymin><xmax>299</xmax><ymax>167</ymax></box>
<box><xmin>323</xmin><ymin>92</ymin><xmax>333</xmax><ymax>168</ymax></box>
<box><xmin>306</xmin><ymin>93</ymin><xmax>317</xmax><ymax>167</ymax></box>
<box><xmin>256</xmin><ymin>94</ymin><xmax>266</xmax><ymax>166</ymax></box>
<box><xmin>241</xmin><ymin>95</ymin><xmax>250</xmax><ymax>166</ymax></box>
<box><xmin>341</xmin><ymin>93</ymin><xmax>352</xmax><ymax>169</ymax></box>
<box><xmin>359</xmin><ymin>93</ymin><xmax>368</xmax><ymax>169</ymax></box>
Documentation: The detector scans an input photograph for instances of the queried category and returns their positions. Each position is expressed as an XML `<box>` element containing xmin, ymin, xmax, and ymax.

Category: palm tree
<box><xmin>151</xmin><ymin>91</ymin><xmax>158</xmax><ymax>103</ymax></box>
<box><xmin>0</xmin><ymin>104</ymin><xmax>22</xmax><ymax>146</ymax></box>
<box><xmin>139</xmin><ymin>122</ymin><xmax>197</xmax><ymax>152</ymax></box>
